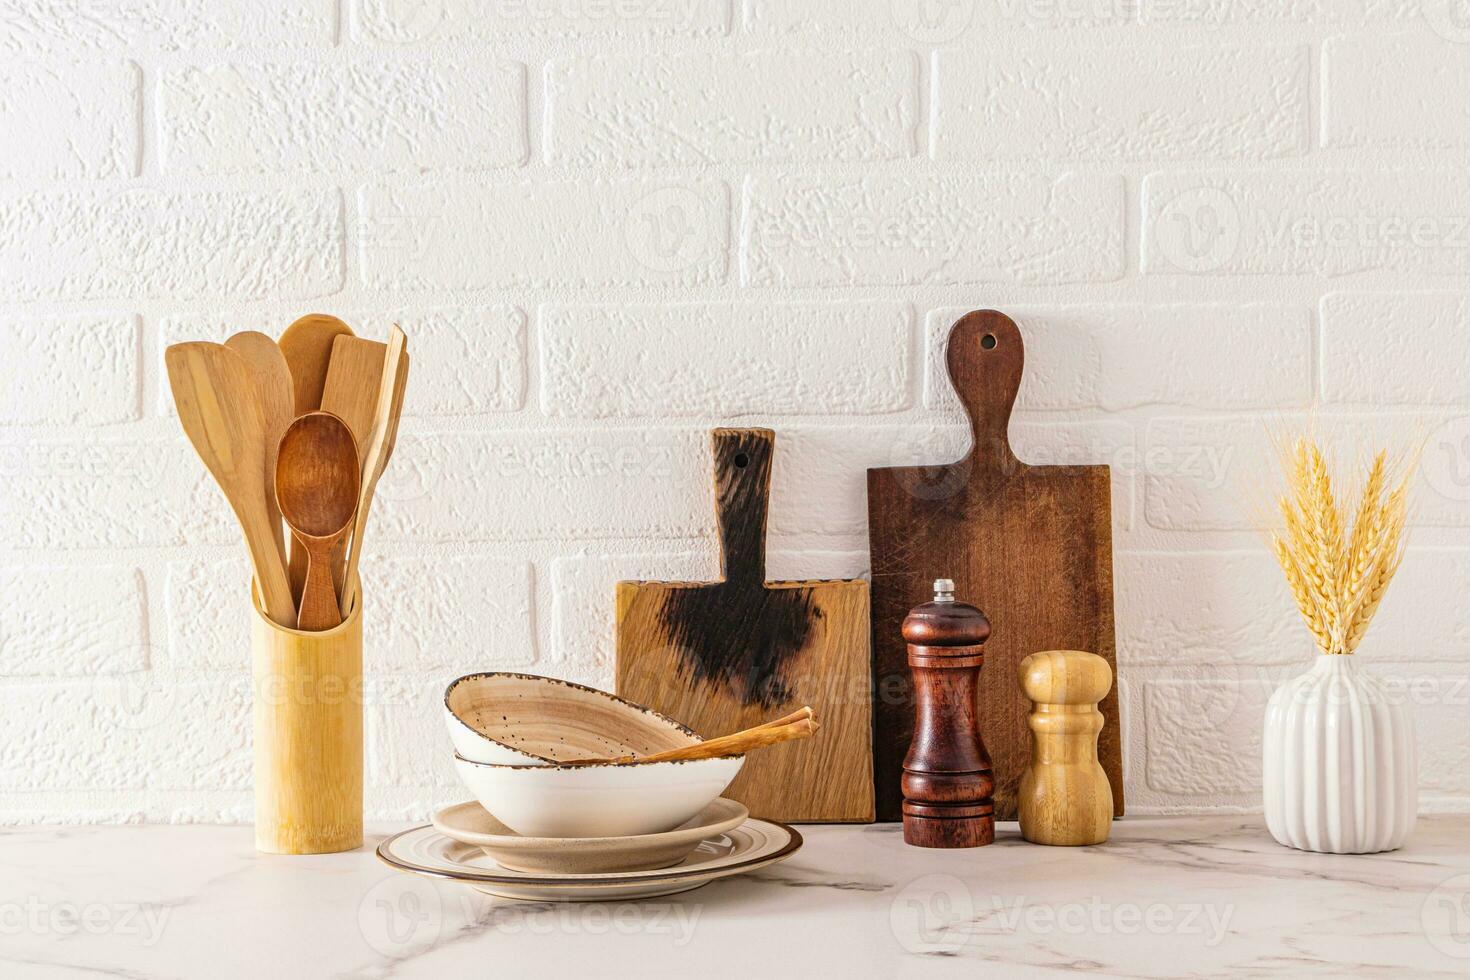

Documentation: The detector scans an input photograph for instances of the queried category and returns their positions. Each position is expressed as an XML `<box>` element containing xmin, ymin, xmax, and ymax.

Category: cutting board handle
<box><xmin>711</xmin><ymin>427</ymin><xmax>774</xmax><ymax>588</ymax></box>
<box><xmin>946</xmin><ymin>310</ymin><xmax>1023</xmax><ymax>473</ymax></box>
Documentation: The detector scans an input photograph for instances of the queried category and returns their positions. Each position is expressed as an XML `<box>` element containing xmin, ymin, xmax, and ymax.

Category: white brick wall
<box><xmin>931</xmin><ymin>45</ymin><xmax>1309</xmax><ymax>161</ymax></box>
<box><xmin>160</xmin><ymin>59</ymin><xmax>528</xmax><ymax>174</ymax></box>
<box><xmin>3</xmin><ymin>2</ymin><xmax>1468</xmax><ymax>822</ymax></box>
<box><xmin>545</xmin><ymin>50</ymin><xmax>918</xmax><ymax>165</ymax></box>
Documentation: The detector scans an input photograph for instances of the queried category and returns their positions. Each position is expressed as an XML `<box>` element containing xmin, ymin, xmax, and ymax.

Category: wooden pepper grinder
<box><xmin>901</xmin><ymin>579</ymin><xmax>994</xmax><ymax>848</ymax></box>
<box><xmin>1017</xmin><ymin>650</ymin><xmax>1114</xmax><ymax>846</ymax></box>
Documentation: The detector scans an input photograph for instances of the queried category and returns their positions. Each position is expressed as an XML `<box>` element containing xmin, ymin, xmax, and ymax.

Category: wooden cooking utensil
<box><xmin>319</xmin><ymin>335</ymin><xmax>387</xmax><ymax>596</ymax></box>
<box><xmin>224</xmin><ymin>330</ymin><xmax>294</xmax><ymax>571</ymax></box>
<box><xmin>562</xmin><ymin>707</ymin><xmax>817</xmax><ymax>766</ymax></box>
<box><xmin>616</xmin><ymin>428</ymin><xmax>874</xmax><ymax>822</ymax></box>
<box><xmin>278</xmin><ymin>314</ymin><xmax>354</xmax><ymax>416</ymax></box>
<box><xmin>278</xmin><ymin>314</ymin><xmax>355</xmax><ymax>600</ymax></box>
<box><xmin>275</xmin><ymin>412</ymin><xmax>360</xmax><ymax>632</ymax></box>
<box><xmin>320</xmin><ymin>335</ymin><xmax>386</xmax><ymax>450</ymax></box>
<box><xmin>166</xmin><ymin>342</ymin><xmax>296</xmax><ymax>628</ymax></box>
<box><xmin>341</xmin><ymin>325</ymin><xmax>409</xmax><ymax>613</ymax></box>
<box><xmin>867</xmin><ymin>310</ymin><xmax>1122</xmax><ymax>823</ymax></box>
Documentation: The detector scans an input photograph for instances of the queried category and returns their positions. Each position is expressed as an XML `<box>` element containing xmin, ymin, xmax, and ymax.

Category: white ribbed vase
<box><xmin>1263</xmin><ymin>655</ymin><xmax>1417</xmax><ymax>854</ymax></box>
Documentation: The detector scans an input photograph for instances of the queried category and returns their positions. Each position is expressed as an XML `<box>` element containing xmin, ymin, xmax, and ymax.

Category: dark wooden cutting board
<box><xmin>867</xmin><ymin>310</ymin><xmax>1123</xmax><ymax>823</ymax></box>
<box><xmin>617</xmin><ymin>428</ymin><xmax>874</xmax><ymax>822</ymax></box>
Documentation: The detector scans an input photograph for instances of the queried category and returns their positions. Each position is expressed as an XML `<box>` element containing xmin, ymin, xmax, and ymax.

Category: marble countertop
<box><xmin>2</xmin><ymin>814</ymin><xmax>1467</xmax><ymax>978</ymax></box>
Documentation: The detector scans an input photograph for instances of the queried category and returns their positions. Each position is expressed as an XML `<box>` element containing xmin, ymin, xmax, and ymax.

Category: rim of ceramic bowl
<box><xmin>443</xmin><ymin>671</ymin><xmax>706</xmax><ymax>764</ymax></box>
<box><xmin>376</xmin><ymin>821</ymin><xmax>803</xmax><ymax>887</ymax></box>
<box><xmin>453</xmin><ymin>750</ymin><xmax>745</xmax><ymax>771</ymax></box>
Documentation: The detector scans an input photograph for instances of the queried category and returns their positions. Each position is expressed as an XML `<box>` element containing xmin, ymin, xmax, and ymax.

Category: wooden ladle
<box><xmin>275</xmin><ymin>412</ymin><xmax>360</xmax><ymax>632</ymax></box>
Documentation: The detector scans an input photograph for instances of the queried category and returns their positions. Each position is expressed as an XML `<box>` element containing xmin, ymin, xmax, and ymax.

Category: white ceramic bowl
<box><xmin>453</xmin><ymin>753</ymin><xmax>745</xmax><ymax>838</ymax></box>
<box><xmin>444</xmin><ymin>671</ymin><xmax>702</xmax><ymax>766</ymax></box>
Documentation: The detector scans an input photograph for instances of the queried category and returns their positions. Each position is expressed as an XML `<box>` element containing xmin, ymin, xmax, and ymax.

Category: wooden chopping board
<box><xmin>866</xmin><ymin>310</ymin><xmax>1123</xmax><ymax>823</ymax></box>
<box><xmin>617</xmin><ymin>428</ymin><xmax>874</xmax><ymax>823</ymax></box>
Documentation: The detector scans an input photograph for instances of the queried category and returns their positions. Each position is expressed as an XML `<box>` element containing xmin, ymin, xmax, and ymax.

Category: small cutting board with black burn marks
<box><xmin>616</xmin><ymin>428</ymin><xmax>874</xmax><ymax>823</ymax></box>
<box><xmin>867</xmin><ymin>311</ymin><xmax>1123</xmax><ymax>824</ymax></box>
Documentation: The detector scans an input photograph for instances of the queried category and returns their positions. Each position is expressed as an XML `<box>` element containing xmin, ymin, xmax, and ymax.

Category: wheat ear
<box><xmin>1342</xmin><ymin>476</ymin><xmax>1410</xmax><ymax>652</ymax></box>
<box><xmin>1342</xmin><ymin>450</ymin><xmax>1387</xmax><ymax>604</ymax></box>
<box><xmin>1271</xmin><ymin>534</ymin><xmax>1334</xmax><ymax>653</ymax></box>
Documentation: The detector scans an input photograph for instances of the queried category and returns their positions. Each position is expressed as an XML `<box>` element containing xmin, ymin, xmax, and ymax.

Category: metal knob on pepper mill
<box><xmin>900</xmin><ymin>579</ymin><xmax>995</xmax><ymax>848</ymax></box>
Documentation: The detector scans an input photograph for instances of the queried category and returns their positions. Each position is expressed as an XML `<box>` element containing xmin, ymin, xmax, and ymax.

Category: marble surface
<box><xmin>2</xmin><ymin>815</ymin><xmax>1468</xmax><ymax>978</ymax></box>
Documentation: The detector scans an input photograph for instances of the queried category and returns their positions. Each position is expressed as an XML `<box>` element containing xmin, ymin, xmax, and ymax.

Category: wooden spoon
<box><xmin>224</xmin><ymin>331</ymin><xmax>294</xmax><ymax>572</ymax></box>
<box><xmin>341</xmin><ymin>325</ymin><xmax>409</xmax><ymax>612</ymax></box>
<box><xmin>166</xmin><ymin>342</ymin><xmax>296</xmax><ymax>628</ymax></box>
<box><xmin>278</xmin><ymin>314</ymin><xmax>354</xmax><ymax>601</ymax></box>
<box><xmin>560</xmin><ymin>707</ymin><xmax>819</xmax><ymax>766</ymax></box>
<box><xmin>275</xmin><ymin>412</ymin><xmax>360</xmax><ymax>632</ymax></box>
<box><xmin>278</xmin><ymin>314</ymin><xmax>354</xmax><ymax>416</ymax></box>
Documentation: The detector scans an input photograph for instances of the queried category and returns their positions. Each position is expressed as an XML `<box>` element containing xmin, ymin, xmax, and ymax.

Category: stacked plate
<box><xmin>375</xmin><ymin>672</ymin><xmax>802</xmax><ymax>901</ymax></box>
<box><xmin>379</xmin><ymin>798</ymin><xmax>801</xmax><ymax>902</ymax></box>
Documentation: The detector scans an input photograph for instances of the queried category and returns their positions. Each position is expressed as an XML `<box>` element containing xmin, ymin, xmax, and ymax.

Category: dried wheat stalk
<box><xmin>1269</xmin><ymin>437</ymin><xmax>1411</xmax><ymax>655</ymax></box>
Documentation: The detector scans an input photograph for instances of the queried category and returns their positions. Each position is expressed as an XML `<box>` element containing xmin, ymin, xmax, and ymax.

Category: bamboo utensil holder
<box><xmin>251</xmin><ymin>577</ymin><xmax>363</xmax><ymax>854</ymax></box>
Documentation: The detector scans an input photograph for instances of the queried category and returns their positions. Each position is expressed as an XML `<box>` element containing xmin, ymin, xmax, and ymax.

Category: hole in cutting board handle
<box><xmin>981</xmin><ymin>333</ymin><xmax>997</xmax><ymax>350</ymax></box>
<box><xmin>734</xmin><ymin>452</ymin><xmax>750</xmax><ymax>468</ymax></box>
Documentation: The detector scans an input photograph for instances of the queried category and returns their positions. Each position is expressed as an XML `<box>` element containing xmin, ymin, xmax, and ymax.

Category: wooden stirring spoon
<box><xmin>278</xmin><ymin>314</ymin><xmax>354</xmax><ymax>601</ymax></box>
<box><xmin>560</xmin><ymin>707</ymin><xmax>819</xmax><ymax>766</ymax></box>
<box><xmin>166</xmin><ymin>342</ymin><xmax>296</xmax><ymax>628</ymax></box>
<box><xmin>275</xmin><ymin>412</ymin><xmax>360</xmax><ymax>632</ymax></box>
<box><xmin>279</xmin><ymin>314</ymin><xmax>354</xmax><ymax>416</ymax></box>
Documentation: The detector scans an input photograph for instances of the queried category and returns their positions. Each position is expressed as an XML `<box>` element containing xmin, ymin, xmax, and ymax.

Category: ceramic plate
<box><xmin>377</xmin><ymin>817</ymin><xmax>801</xmax><ymax>902</ymax></box>
<box><xmin>431</xmin><ymin>797</ymin><xmax>750</xmax><ymax>874</ymax></box>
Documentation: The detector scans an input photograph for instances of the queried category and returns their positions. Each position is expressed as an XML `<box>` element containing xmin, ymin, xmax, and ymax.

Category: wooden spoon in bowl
<box><xmin>275</xmin><ymin>412</ymin><xmax>360</xmax><ymax>632</ymax></box>
<box><xmin>560</xmin><ymin>707</ymin><xmax>819</xmax><ymax>766</ymax></box>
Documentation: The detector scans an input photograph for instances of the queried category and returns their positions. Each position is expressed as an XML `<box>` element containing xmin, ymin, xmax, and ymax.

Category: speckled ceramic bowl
<box><xmin>443</xmin><ymin>671</ymin><xmax>703</xmax><ymax>765</ymax></box>
<box><xmin>444</xmin><ymin>672</ymin><xmax>744</xmax><ymax>837</ymax></box>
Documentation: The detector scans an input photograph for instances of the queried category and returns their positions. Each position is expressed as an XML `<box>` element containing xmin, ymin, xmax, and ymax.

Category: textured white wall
<box><xmin>3</xmin><ymin>1</ymin><xmax>1469</xmax><ymax>823</ymax></box>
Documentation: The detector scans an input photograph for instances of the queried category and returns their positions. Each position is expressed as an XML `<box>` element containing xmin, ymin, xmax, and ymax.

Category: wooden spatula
<box><xmin>278</xmin><ymin>314</ymin><xmax>354</xmax><ymax>600</ymax></box>
<box><xmin>341</xmin><ymin>325</ymin><xmax>409</xmax><ymax>612</ymax></box>
<box><xmin>224</xmin><ymin>330</ymin><xmax>293</xmax><ymax>573</ymax></box>
<box><xmin>166</xmin><ymin>342</ymin><xmax>296</xmax><ymax>628</ymax></box>
<box><xmin>320</xmin><ymin>335</ymin><xmax>387</xmax><ymax>598</ymax></box>
<box><xmin>320</xmin><ymin>335</ymin><xmax>386</xmax><ymax>451</ymax></box>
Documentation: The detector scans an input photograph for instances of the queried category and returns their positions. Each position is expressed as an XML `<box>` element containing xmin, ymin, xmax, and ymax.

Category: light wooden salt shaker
<box><xmin>1017</xmin><ymin>650</ymin><xmax>1113</xmax><ymax>846</ymax></box>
